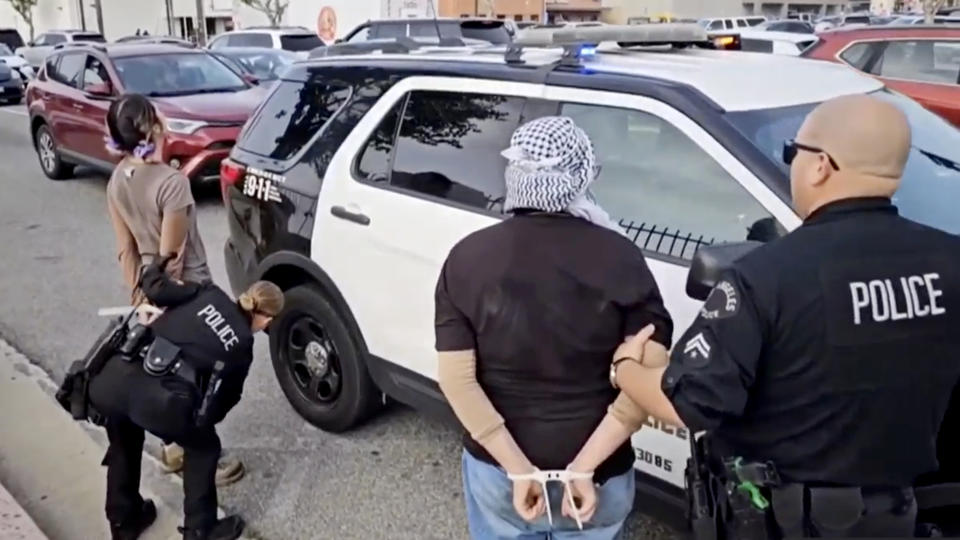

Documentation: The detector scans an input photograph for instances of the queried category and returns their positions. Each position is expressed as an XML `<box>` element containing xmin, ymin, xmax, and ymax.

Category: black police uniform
<box><xmin>664</xmin><ymin>198</ymin><xmax>960</xmax><ymax>537</ymax></box>
<box><xmin>89</xmin><ymin>264</ymin><xmax>254</xmax><ymax>537</ymax></box>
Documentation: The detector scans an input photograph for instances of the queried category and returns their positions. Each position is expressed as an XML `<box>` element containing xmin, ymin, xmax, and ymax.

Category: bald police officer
<box><xmin>611</xmin><ymin>94</ymin><xmax>960</xmax><ymax>537</ymax></box>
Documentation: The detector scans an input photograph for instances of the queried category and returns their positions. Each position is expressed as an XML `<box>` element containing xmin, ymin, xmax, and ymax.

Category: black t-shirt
<box><xmin>664</xmin><ymin>198</ymin><xmax>960</xmax><ymax>487</ymax></box>
<box><xmin>435</xmin><ymin>212</ymin><xmax>673</xmax><ymax>482</ymax></box>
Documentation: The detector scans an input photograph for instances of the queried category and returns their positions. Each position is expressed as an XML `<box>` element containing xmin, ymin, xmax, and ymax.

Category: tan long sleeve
<box><xmin>437</xmin><ymin>350</ymin><xmax>506</xmax><ymax>444</ymax></box>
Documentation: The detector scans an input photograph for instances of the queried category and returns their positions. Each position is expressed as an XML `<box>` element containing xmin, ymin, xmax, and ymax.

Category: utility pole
<box><xmin>93</xmin><ymin>0</ymin><xmax>104</xmax><ymax>35</ymax></box>
<box><xmin>194</xmin><ymin>0</ymin><xmax>207</xmax><ymax>45</ymax></box>
<box><xmin>77</xmin><ymin>0</ymin><xmax>86</xmax><ymax>30</ymax></box>
<box><xmin>165</xmin><ymin>0</ymin><xmax>175</xmax><ymax>36</ymax></box>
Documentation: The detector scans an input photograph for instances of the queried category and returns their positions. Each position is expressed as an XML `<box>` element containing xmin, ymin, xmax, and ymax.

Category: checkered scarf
<box><xmin>502</xmin><ymin>116</ymin><xmax>620</xmax><ymax>233</ymax></box>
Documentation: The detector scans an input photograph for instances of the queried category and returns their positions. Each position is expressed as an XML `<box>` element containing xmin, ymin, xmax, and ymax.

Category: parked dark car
<box><xmin>26</xmin><ymin>42</ymin><xmax>266</xmax><ymax>181</ymax></box>
<box><xmin>0</xmin><ymin>28</ymin><xmax>25</xmax><ymax>52</ymax></box>
<box><xmin>340</xmin><ymin>18</ymin><xmax>515</xmax><ymax>45</ymax></box>
<box><xmin>0</xmin><ymin>62</ymin><xmax>25</xmax><ymax>104</ymax></box>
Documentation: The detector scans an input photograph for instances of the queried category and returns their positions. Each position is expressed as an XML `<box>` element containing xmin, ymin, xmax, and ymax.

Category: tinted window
<box><xmin>410</xmin><ymin>21</ymin><xmax>460</xmax><ymax>38</ymax></box>
<box><xmin>736</xmin><ymin>19</ymin><xmax>749</xmax><ymax>27</ymax></box>
<box><xmin>460</xmin><ymin>21</ymin><xmax>511</xmax><ymax>44</ymax></box>
<box><xmin>564</xmin><ymin>103</ymin><xmax>775</xmax><ymax>259</ymax></box>
<box><xmin>0</xmin><ymin>29</ymin><xmax>25</xmax><ymax>50</ymax></box>
<box><xmin>840</xmin><ymin>42</ymin><xmax>877</xmax><ymax>70</ymax></box>
<box><xmin>356</xmin><ymin>101</ymin><xmax>402</xmax><ymax>182</ymax></box>
<box><xmin>747</xmin><ymin>17</ymin><xmax>766</xmax><ymax>26</ymax></box>
<box><xmin>208</xmin><ymin>35</ymin><xmax>229</xmax><ymax>49</ymax></box>
<box><xmin>228</xmin><ymin>33</ymin><xmax>273</xmax><ymax>47</ymax></box>
<box><xmin>874</xmin><ymin>40</ymin><xmax>960</xmax><ymax>84</ymax></box>
<box><xmin>742</xmin><ymin>38</ymin><xmax>774</xmax><ymax>53</ymax></box>
<box><xmin>726</xmin><ymin>90</ymin><xmax>960</xmax><ymax>235</ymax></box>
<box><xmin>845</xmin><ymin>15</ymin><xmax>871</xmax><ymax>24</ymax></box>
<box><xmin>45</xmin><ymin>34</ymin><xmax>67</xmax><ymax>45</ymax></box>
<box><xmin>74</xmin><ymin>33</ymin><xmax>106</xmax><ymax>43</ymax></box>
<box><xmin>375</xmin><ymin>91</ymin><xmax>524</xmax><ymax>212</ymax></box>
<box><xmin>114</xmin><ymin>53</ymin><xmax>247</xmax><ymax>96</ymax></box>
<box><xmin>708</xmin><ymin>20</ymin><xmax>724</xmax><ymax>30</ymax></box>
<box><xmin>0</xmin><ymin>44</ymin><xmax>12</xmax><ymax>55</ymax></box>
<box><xmin>375</xmin><ymin>23</ymin><xmax>407</xmax><ymax>39</ymax></box>
<box><xmin>239</xmin><ymin>80</ymin><xmax>351</xmax><ymax>161</ymax></box>
<box><xmin>346</xmin><ymin>26</ymin><xmax>370</xmax><ymax>42</ymax></box>
<box><xmin>50</xmin><ymin>53</ymin><xmax>84</xmax><ymax>87</ymax></box>
<box><xmin>280</xmin><ymin>34</ymin><xmax>324</xmax><ymax>51</ymax></box>
<box><xmin>724</xmin><ymin>20</ymin><xmax>735</xmax><ymax>29</ymax></box>
<box><xmin>219</xmin><ymin>50</ymin><xmax>294</xmax><ymax>80</ymax></box>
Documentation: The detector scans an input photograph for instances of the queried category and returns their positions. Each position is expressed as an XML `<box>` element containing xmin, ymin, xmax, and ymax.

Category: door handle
<box><xmin>330</xmin><ymin>205</ymin><xmax>370</xmax><ymax>226</ymax></box>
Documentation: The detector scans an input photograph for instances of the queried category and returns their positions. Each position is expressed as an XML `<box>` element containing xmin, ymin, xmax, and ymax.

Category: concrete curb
<box><xmin>0</xmin><ymin>338</ymin><xmax>256</xmax><ymax>540</ymax></box>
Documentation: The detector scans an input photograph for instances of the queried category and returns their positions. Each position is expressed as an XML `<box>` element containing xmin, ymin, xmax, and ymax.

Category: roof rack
<box><xmin>507</xmin><ymin>23</ymin><xmax>712</xmax><ymax>65</ymax></box>
<box><xmin>53</xmin><ymin>41</ymin><xmax>107</xmax><ymax>52</ymax></box>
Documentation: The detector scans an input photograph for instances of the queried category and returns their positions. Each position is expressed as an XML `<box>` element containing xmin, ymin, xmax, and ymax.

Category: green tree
<box><xmin>4</xmin><ymin>0</ymin><xmax>38</xmax><ymax>40</ymax></box>
<box><xmin>239</xmin><ymin>0</ymin><xmax>289</xmax><ymax>27</ymax></box>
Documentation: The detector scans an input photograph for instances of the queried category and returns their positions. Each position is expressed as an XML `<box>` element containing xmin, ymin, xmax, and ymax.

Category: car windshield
<box><xmin>114</xmin><ymin>53</ymin><xmax>247</xmax><ymax>97</ymax></box>
<box><xmin>221</xmin><ymin>50</ymin><xmax>294</xmax><ymax>80</ymax></box>
<box><xmin>280</xmin><ymin>34</ymin><xmax>324</xmax><ymax>51</ymax></box>
<box><xmin>0</xmin><ymin>44</ymin><xmax>11</xmax><ymax>55</ymax></box>
<box><xmin>726</xmin><ymin>90</ymin><xmax>960</xmax><ymax>235</ymax></box>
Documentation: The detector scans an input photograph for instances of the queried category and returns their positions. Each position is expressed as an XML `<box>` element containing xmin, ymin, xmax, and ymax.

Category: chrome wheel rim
<box><xmin>38</xmin><ymin>131</ymin><xmax>56</xmax><ymax>173</ymax></box>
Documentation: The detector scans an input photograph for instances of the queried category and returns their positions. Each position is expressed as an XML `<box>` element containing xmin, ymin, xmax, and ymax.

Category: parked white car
<box><xmin>0</xmin><ymin>43</ymin><xmax>34</xmax><ymax>79</ymax></box>
<box><xmin>815</xmin><ymin>13</ymin><xmax>872</xmax><ymax>32</ymax></box>
<box><xmin>737</xmin><ymin>29</ymin><xmax>819</xmax><ymax>55</ymax></box>
<box><xmin>207</xmin><ymin>27</ymin><xmax>325</xmax><ymax>58</ymax></box>
<box><xmin>15</xmin><ymin>30</ymin><xmax>105</xmax><ymax>69</ymax></box>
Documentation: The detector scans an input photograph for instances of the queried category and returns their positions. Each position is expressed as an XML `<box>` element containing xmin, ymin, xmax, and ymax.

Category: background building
<box><xmin>438</xmin><ymin>0</ymin><xmax>546</xmax><ymax>22</ymax></box>
<box><xmin>605</xmin><ymin>0</ymin><xmax>850</xmax><ymax>24</ymax></box>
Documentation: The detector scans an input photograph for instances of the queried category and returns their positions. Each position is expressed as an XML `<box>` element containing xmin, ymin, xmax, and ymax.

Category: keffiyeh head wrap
<box><xmin>502</xmin><ymin>116</ymin><xmax>620</xmax><ymax>233</ymax></box>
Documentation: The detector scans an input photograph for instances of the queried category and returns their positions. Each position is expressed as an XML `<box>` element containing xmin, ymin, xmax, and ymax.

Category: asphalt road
<box><xmin>0</xmin><ymin>103</ymin><xmax>679</xmax><ymax>540</ymax></box>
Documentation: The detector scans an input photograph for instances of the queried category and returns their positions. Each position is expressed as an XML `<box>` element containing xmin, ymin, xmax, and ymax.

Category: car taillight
<box><xmin>220</xmin><ymin>158</ymin><xmax>245</xmax><ymax>205</ymax></box>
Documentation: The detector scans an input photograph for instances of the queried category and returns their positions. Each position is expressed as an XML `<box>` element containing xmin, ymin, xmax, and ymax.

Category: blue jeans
<box><xmin>461</xmin><ymin>450</ymin><xmax>635</xmax><ymax>540</ymax></box>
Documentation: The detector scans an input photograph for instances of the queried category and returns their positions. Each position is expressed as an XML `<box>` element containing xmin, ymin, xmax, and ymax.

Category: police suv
<box><xmin>220</xmin><ymin>24</ymin><xmax>960</xmax><ymax>519</ymax></box>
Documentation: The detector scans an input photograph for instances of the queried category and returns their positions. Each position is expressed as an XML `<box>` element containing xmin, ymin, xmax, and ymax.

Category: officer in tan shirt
<box><xmin>104</xmin><ymin>94</ymin><xmax>242</xmax><ymax>487</ymax></box>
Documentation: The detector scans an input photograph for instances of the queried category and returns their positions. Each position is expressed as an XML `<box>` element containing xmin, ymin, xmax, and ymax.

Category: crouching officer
<box><xmin>610</xmin><ymin>94</ymin><xmax>960</xmax><ymax>538</ymax></box>
<box><xmin>87</xmin><ymin>256</ymin><xmax>284</xmax><ymax>540</ymax></box>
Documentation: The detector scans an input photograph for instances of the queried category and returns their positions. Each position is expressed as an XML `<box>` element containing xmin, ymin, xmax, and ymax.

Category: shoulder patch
<box><xmin>700</xmin><ymin>280</ymin><xmax>740</xmax><ymax>320</ymax></box>
<box><xmin>682</xmin><ymin>332</ymin><xmax>712</xmax><ymax>368</ymax></box>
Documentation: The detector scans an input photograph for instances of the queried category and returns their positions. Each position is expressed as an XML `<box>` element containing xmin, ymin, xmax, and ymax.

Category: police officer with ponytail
<box><xmin>88</xmin><ymin>256</ymin><xmax>283</xmax><ymax>540</ymax></box>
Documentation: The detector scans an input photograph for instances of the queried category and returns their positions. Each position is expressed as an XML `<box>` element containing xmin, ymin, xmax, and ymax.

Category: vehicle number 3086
<box><xmin>635</xmin><ymin>448</ymin><xmax>673</xmax><ymax>473</ymax></box>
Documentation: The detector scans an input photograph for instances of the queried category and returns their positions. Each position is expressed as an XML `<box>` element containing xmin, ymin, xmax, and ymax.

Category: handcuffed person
<box><xmin>436</xmin><ymin>117</ymin><xmax>672</xmax><ymax>539</ymax></box>
<box><xmin>611</xmin><ymin>95</ymin><xmax>960</xmax><ymax>538</ymax></box>
<box><xmin>102</xmin><ymin>94</ymin><xmax>244</xmax><ymax>482</ymax></box>
<box><xmin>87</xmin><ymin>256</ymin><xmax>283</xmax><ymax>540</ymax></box>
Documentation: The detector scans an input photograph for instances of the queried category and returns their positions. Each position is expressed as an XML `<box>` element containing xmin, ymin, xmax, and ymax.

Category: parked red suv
<box><xmin>26</xmin><ymin>42</ymin><xmax>267</xmax><ymax>181</ymax></box>
<box><xmin>803</xmin><ymin>26</ymin><xmax>960</xmax><ymax>127</ymax></box>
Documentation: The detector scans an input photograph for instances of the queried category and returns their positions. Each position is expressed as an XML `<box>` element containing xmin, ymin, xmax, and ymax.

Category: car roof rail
<box><xmin>245</xmin><ymin>25</ymin><xmax>311</xmax><ymax>31</ymax></box>
<box><xmin>507</xmin><ymin>23</ymin><xmax>714</xmax><ymax>65</ymax></box>
<box><xmin>53</xmin><ymin>41</ymin><xmax>107</xmax><ymax>52</ymax></box>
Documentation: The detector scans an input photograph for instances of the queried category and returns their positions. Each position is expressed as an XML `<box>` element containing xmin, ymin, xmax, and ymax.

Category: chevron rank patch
<box><xmin>683</xmin><ymin>332</ymin><xmax>712</xmax><ymax>367</ymax></box>
<box><xmin>700</xmin><ymin>280</ymin><xmax>739</xmax><ymax>320</ymax></box>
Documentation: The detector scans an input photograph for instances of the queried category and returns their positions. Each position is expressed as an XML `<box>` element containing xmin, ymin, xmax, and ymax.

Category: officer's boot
<box><xmin>180</xmin><ymin>515</ymin><xmax>245</xmax><ymax>540</ymax></box>
<box><xmin>110</xmin><ymin>499</ymin><xmax>157</xmax><ymax>540</ymax></box>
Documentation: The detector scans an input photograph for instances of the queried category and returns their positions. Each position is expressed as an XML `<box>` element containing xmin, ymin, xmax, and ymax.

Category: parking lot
<box><xmin>0</xmin><ymin>103</ymin><xmax>676</xmax><ymax>539</ymax></box>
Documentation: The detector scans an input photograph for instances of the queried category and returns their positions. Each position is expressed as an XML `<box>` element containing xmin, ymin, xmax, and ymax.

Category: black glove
<box><xmin>139</xmin><ymin>255</ymin><xmax>201</xmax><ymax>308</ymax></box>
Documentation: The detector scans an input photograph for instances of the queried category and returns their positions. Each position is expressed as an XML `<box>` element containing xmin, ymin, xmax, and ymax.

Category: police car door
<box><xmin>543</xmin><ymin>85</ymin><xmax>800</xmax><ymax>489</ymax></box>
<box><xmin>312</xmin><ymin>76</ymin><xmax>545</xmax><ymax>381</ymax></box>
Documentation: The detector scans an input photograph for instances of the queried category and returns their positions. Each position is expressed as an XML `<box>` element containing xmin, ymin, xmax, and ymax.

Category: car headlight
<box><xmin>164</xmin><ymin>118</ymin><xmax>209</xmax><ymax>135</ymax></box>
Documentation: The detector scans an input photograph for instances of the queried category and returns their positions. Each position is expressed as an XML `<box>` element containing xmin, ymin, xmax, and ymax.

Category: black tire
<box><xmin>269</xmin><ymin>284</ymin><xmax>380</xmax><ymax>432</ymax></box>
<box><xmin>34</xmin><ymin>124</ymin><xmax>75</xmax><ymax>180</ymax></box>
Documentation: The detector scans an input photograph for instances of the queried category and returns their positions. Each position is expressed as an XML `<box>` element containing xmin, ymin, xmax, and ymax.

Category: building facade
<box><xmin>603</xmin><ymin>0</ymin><xmax>850</xmax><ymax>24</ymax></box>
<box><xmin>438</xmin><ymin>0</ymin><xmax>546</xmax><ymax>22</ymax></box>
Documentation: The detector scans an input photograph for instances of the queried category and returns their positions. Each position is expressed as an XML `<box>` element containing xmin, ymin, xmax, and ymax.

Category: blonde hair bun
<box><xmin>240</xmin><ymin>281</ymin><xmax>284</xmax><ymax>317</ymax></box>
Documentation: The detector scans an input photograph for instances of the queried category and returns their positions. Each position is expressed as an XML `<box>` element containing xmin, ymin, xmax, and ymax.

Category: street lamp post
<box><xmin>93</xmin><ymin>0</ymin><xmax>104</xmax><ymax>35</ymax></box>
<box><xmin>195</xmin><ymin>0</ymin><xmax>207</xmax><ymax>45</ymax></box>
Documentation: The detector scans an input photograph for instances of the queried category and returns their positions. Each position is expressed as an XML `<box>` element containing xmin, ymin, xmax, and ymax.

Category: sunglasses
<box><xmin>507</xmin><ymin>469</ymin><xmax>594</xmax><ymax>530</ymax></box>
<box><xmin>783</xmin><ymin>139</ymin><xmax>840</xmax><ymax>171</ymax></box>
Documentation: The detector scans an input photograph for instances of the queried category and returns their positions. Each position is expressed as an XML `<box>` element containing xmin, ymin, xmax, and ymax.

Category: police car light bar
<box><xmin>514</xmin><ymin>23</ymin><xmax>711</xmax><ymax>49</ymax></box>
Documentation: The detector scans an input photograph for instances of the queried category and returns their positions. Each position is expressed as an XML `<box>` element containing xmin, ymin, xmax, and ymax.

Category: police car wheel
<box><xmin>269</xmin><ymin>285</ymin><xmax>380</xmax><ymax>433</ymax></box>
<box><xmin>34</xmin><ymin>124</ymin><xmax>75</xmax><ymax>181</ymax></box>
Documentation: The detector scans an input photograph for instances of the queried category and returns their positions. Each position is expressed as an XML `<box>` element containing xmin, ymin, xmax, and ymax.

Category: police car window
<box><xmin>562</xmin><ymin>103</ymin><xmax>776</xmax><ymax>260</ymax></box>
<box><xmin>382</xmin><ymin>90</ymin><xmax>523</xmax><ymax>212</ymax></box>
<box><xmin>726</xmin><ymin>90</ymin><xmax>960</xmax><ymax>235</ymax></box>
<box><xmin>873</xmin><ymin>40</ymin><xmax>960</xmax><ymax>85</ymax></box>
<box><xmin>839</xmin><ymin>42</ymin><xmax>877</xmax><ymax>71</ymax></box>
<box><xmin>237</xmin><ymin>80</ymin><xmax>351</xmax><ymax>161</ymax></box>
<box><xmin>356</xmin><ymin>99</ymin><xmax>403</xmax><ymax>183</ymax></box>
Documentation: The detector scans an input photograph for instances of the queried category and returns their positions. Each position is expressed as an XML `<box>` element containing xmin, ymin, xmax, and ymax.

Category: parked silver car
<box><xmin>15</xmin><ymin>30</ymin><xmax>105</xmax><ymax>69</ymax></box>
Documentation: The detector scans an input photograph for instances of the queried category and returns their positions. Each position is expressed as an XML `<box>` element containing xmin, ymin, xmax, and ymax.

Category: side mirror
<box><xmin>686</xmin><ymin>242</ymin><xmax>762</xmax><ymax>301</ymax></box>
<box><xmin>84</xmin><ymin>82</ymin><xmax>114</xmax><ymax>99</ymax></box>
<box><xmin>242</xmin><ymin>73</ymin><xmax>260</xmax><ymax>85</ymax></box>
